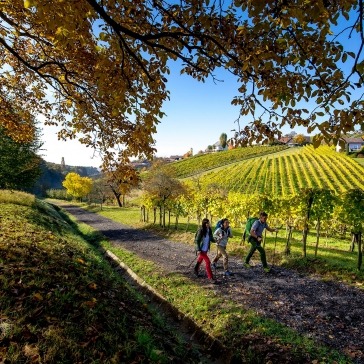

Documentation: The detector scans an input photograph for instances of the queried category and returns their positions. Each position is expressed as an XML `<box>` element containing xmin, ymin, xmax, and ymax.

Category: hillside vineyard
<box><xmin>180</xmin><ymin>146</ymin><xmax>364</xmax><ymax>196</ymax></box>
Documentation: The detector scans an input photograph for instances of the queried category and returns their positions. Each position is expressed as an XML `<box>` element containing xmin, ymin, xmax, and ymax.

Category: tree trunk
<box><xmin>240</xmin><ymin>222</ymin><xmax>245</xmax><ymax>246</ymax></box>
<box><xmin>122</xmin><ymin>194</ymin><xmax>125</xmax><ymax>207</ymax></box>
<box><xmin>302</xmin><ymin>222</ymin><xmax>309</xmax><ymax>258</ymax></box>
<box><xmin>162</xmin><ymin>205</ymin><xmax>166</xmax><ymax>229</ymax></box>
<box><xmin>314</xmin><ymin>218</ymin><xmax>320</xmax><ymax>257</ymax></box>
<box><xmin>140</xmin><ymin>205</ymin><xmax>146</xmax><ymax>222</ymax></box>
<box><xmin>350</xmin><ymin>233</ymin><xmax>356</xmax><ymax>252</ymax></box>
<box><xmin>175</xmin><ymin>215</ymin><xmax>179</xmax><ymax>230</ymax></box>
<box><xmin>146</xmin><ymin>209</ymin><xmax>149</xmax><ymax>223</ymax></box>
<box><xmin>303</xmin><ymin>192</ymin><xmax>314</xmax><ymax>258</ymax></box>
<box><xmin>185</xmin><ymin>217</ymin><xmax>190</xmax><ymax>232</ymax></box>
<box><xmin>153</xmin><ymin>208</ymin><xmax>156</xmax><ymax>224</ymax></box>
<box><xmin>113</xmin><ymin>192</ymin><xmax>122</xmax><ymax>207</ymax></box>
<box><xmin>285</xmin><ymin>226</ymin><xmax>293</xmax><ymax>255</ymax></box>
<box><xmin>168</xmin><ymin>210</ymin><xmax>171</xmax><ymax>229</ymax></box>
<box><xmin>159</xmin><ymin>205</ymin><xmax>162</xmax><ymax>226</ymax></box>
<box><xmin>356</xmin><ymin>233</ymin><xmax>362</xmax><ymax>270</ymax></box>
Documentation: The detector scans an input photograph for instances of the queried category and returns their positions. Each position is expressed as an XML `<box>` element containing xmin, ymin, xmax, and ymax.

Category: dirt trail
<box><xmin>59</xmin><ymin>204</ymin><xmax>364</xmax><ymax>363</ymax></box>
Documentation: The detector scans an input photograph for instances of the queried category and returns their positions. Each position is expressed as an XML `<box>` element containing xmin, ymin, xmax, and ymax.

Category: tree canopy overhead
<box><xmin>0</xmin><ymin>0</ymin><xmax>363</xmax><ymax>165</ymax></box>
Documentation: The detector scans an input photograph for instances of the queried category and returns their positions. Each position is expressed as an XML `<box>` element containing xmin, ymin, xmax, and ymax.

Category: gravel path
<box><xmin>60</xmin><ymin>204</ymin><xmax>364</xmax><ymax>363</ymax></box>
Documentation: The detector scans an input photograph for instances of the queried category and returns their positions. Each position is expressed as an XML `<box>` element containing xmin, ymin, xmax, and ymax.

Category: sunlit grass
<box><xmin>0</xmin><ymin>189</ymin><xmax>35</xmax><ymax>206</ymax></box>
<box><xmin>0</xmin><ymin>193</ymin><xmax>207</xmax><ymax>363</ymax></box>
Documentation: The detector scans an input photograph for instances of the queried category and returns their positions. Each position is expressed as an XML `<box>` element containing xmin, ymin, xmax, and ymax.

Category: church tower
<box><xmin>61</xmin><ymin>157</ymin><xmax>65</xmax><ymax>171</ymax></box>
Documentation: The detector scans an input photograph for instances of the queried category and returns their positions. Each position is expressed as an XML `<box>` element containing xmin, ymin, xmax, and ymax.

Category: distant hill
<box><xmin>31</xmin><ymin>160</ymin><xmax>100</xmax><ymax>196</ymax></box>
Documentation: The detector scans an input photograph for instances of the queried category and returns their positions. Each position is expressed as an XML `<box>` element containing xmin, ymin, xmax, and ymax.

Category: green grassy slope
<box><xmin>0</xmin><ymin>190</ymin><xmax>206</xmax><ymax>363</ymax></box>
<box><xmin>182</xmin><ymin>146</ymin><xmax>364</xmax><ymax>195</ymax></box>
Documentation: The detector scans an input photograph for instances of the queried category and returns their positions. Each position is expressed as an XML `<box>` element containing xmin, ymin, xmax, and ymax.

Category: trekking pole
<box><xmin>186</xmin><ymin>252</ymin><xmax>198</xmax><ymax>269</ymax></box>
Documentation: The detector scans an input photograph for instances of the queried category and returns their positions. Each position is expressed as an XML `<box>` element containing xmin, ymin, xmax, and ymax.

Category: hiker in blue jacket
<box><xmin>244</xmin><ymin>211</ymin><xmax>278</xmax><ymax>272</ymax></box>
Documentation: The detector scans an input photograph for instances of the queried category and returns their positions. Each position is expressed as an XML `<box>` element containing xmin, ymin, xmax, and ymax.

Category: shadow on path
<box><xmin>58</xmin><ymin>203</ymin><xmax>364</xmax><ymax>363</ymax></box>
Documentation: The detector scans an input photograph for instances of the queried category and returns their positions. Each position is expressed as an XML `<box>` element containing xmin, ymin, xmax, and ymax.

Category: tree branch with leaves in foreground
<box><xmin>0</xmin><ymin>0</ymin><xmax>363</xmax><ymax>166</ymax></box>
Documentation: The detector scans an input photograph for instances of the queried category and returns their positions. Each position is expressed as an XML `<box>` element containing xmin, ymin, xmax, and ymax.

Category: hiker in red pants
<box><xmin>194</xmin><ymin>218</ymin><xmax>216</xmax><ymax>282</ymax></box>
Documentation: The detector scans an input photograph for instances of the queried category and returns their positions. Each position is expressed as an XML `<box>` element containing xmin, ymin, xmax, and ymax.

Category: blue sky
<box><xmin>40</xmin><ymin>68</ymin><xmax>240</xmax><ymax>166</ymax></box>
<box><xmin>40</xmin><ymin>65</ymin><xmax>307</xmax><ymax>167</ymax></box>
<box><xmin>40</xmin><ymin>9</ymin><xmax>361</xmax><ymax>168</ymax></box>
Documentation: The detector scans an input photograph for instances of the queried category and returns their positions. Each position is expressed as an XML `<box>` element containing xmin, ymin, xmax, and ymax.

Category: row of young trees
<box><xmin>141</xmin><ymin>171</ymin><xmax>364</xmax><ymax>269</ymax></box>
<box><xmin>49</xmin><ymin>160</ymin><xmax>364</xmax><ymax>269</ymax></box>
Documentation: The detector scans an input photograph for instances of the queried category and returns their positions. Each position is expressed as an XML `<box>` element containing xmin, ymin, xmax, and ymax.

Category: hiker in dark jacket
<box><xmin>194</xmin><ymin>218</ymin><xmax>215</xmax><ymax>281</ymax></box>
<box><xmin>244</xmin><ymin>211</ymin><xmax>278</xmax><ymax>272</ymax></box>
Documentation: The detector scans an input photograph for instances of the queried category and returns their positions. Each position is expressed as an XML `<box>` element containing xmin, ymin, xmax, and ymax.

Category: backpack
<box><xmin>244</xmin><ymin>217</ymin><xmax>258</xmax><ymax>239</ymax></box>
<box><xmin>215</xmin><ymin>219</ymin><xmax>224</xmax><ymax>231</ymax></box>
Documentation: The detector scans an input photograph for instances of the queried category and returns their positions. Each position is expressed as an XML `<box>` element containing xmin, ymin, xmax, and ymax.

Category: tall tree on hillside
<box><xmin>219</xmin><ymin>133</ymin><xmax>228</xmax><ymax>149</ymax></box>
<box><xmin>89</xmin><ymin>175</ymin><xmax>114</xmax><ymax>209</ymax></box>
<box><xmin>143</xmin><ymin>168</ymin><xmax>185</xmax><ymax>228</ymax></box>
<box><xmin>62</xmin><ymin>172</ymin><xmax>93</xmax><ymax>201</ymax></box>
<box><xmin>0</xmin><ymin>126</ymin><xmax>42</xmax><ymax>190</ymax></box>
<box><xmin>0</xmin><ymin>1</ymin><xmax>363</xmax><ymax>163</ymax></box>
<box><xmin>104</xmin><ymin>163</ymin><xmax>140</xmax><ymax>207</ymax></box>
<box><xmin>293</xmin><ymin>134</ymin><xmax>308</xmax><ymax>146</ymax></box>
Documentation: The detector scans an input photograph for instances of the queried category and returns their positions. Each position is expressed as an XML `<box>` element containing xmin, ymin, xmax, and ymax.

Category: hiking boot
<box><xmin>211</xmin><ymin>262</ymin><xmax>217</xmax><ymax>270</ymax></box>
<box><xmin>194</xmin><ymin>263</ymin><xmax>200</xmax><ymax>277</ymax></box>
<box><xmin>243</xmin><ymin>262</ymin><xmax>251</xmax><ymax>269</ymax></box>
<box><xmin>263</xmin><ymin>267</ymin><xmax>271</xmax><ymax>273</ymax></box>
<box><xmin>224</xmin><ymin>270</ymin><xmax>233</xmax><ymax>277</ymax></box>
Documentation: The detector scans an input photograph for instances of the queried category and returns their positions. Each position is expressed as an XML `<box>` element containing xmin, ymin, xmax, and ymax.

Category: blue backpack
<box><xmin>215</xmin><ymin>219</ymin><xmax>224</xmax><ymax>230</ymax></box>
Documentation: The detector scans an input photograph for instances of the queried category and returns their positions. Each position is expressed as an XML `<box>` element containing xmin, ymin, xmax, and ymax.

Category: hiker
<box><xmin>243</xmin><ymin>211</ymin><xmax>278</xmax><ymax>272</ymax></box>
<box><xmin>194</xmin><ymin>218</ymin><xmax>216</xmax><ymax>282</ymax></box>
<box><xmin>212</xmin><ymin>218</ymin><xmax>233</xmax><ymax>277</ymax></box>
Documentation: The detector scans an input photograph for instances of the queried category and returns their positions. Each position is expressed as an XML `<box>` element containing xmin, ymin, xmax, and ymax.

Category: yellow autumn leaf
<box><xmin>24</xmin><ymin>0</ymin><xmax>37</xmax><ymax>9</ymax></box>
<box><xmin>55</xmin><ymin>26</ymin><xmax>69</xmax><ymax>37</ymax></box>
<box><xmin>33</xmin><ymin>292</ymin><xmax>43</xmax><ymax>301</ymax></box>
<box><xmin>23</xmin><ymin>344</ymin><xmax>40</xmax><ymax>358</ymax></box>
<box><xmin>83</xmin><ymin>298</ymin><xmax>97</xmax><ymax>308</ymax></box>
<box><xmin>88</xmin><ymin>283</ymin><xmax>97</xmax><ymax>290</ymax></box>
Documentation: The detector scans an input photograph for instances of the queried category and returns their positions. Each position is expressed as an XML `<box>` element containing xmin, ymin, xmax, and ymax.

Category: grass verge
<box><xmin>0</xmin><ymin>191</ymin><xmax>211</xmax><ymax>363</ymax></box>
